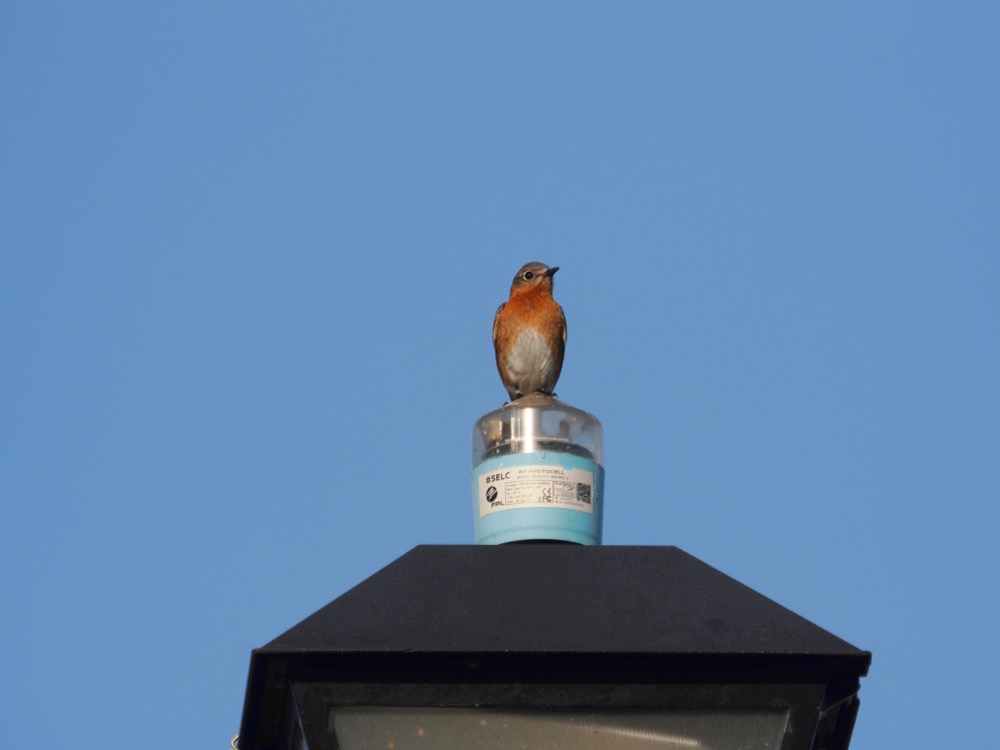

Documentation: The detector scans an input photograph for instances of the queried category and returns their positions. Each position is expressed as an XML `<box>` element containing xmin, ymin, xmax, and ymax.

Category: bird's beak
<box><xmin>545</xmin><ymin>266</ymin><xmax>560</xmax><ymax>277</ymax></box>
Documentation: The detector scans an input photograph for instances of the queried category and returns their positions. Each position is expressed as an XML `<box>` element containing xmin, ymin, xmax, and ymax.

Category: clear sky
<box><xmin>2</xmin><ymin>3</ymin><xmax>997</xmax><ymax>748</ymax></box>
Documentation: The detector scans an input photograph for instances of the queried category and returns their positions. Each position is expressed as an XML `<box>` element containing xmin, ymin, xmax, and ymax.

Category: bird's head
<box><xmin>509</xmin><ymin>262</ymin><xmax>559</xmax><ymax>297</ymax></box>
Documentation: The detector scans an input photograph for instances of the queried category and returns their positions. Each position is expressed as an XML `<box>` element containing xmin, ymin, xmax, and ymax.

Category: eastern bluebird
<box><xmin>492</xmin><ymin>262</ymin><xmax>567</xmax><ymax>401</ymax></box>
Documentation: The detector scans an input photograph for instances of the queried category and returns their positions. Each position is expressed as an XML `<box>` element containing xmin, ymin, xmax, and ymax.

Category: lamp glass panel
<box><xmin>329</xmin><ymin>707</ymin><xmax>788</xmax><ymax>749</ymax></box>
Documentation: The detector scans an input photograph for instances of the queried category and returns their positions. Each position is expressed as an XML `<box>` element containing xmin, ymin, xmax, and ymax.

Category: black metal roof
<box><xmin>239</xmin><ymin>545</ymin><xmax>871</xmax><ymax>750</ymax></box>
<box><xmin>262</xmin><ymin>544</ymin><xmax>869</xmax><ymax>662</ymax></box>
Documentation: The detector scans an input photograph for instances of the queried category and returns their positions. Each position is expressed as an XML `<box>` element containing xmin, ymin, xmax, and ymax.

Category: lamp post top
<box><xmin>261</xmin><ymin>545</ymin><xmax>868</xmax><ymax>665</ymax></box>
<box><xmin>238</xmin><ymin>545</ymin><xmax>871</xmax><ymax>750</ymax></box>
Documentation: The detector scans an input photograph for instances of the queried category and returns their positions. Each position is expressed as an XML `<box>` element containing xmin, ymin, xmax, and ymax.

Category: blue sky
<box><xmin>2</xmin><ymin>3</ymin><xmax>997</xmax><ymax>748</ymax></box>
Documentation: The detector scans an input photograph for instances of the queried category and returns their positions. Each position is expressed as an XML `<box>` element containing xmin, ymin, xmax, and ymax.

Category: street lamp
<box><xmin>236</xmin><ymin>544</ymin><xmax>869</xmax><ymax>750</ymax></box>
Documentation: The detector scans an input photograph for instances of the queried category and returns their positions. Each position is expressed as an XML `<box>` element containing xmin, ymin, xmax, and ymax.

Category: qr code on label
<box><xmin>576</xmin><ymin>483</ymin><xmax>592</xmax><ymax>504</ymax></box>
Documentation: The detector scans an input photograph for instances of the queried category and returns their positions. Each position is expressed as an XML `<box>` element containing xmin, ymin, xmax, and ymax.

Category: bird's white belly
<box><xmin>505</xmin><ymin>328</ymin><xmax>555</xmax><ymax>392</ymax></box>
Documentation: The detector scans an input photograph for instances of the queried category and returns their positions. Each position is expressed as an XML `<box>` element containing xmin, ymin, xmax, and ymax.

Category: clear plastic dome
<box><xmin>472</xmin><ymin>394</ymin><xmax>603</xmax><ymax>465</ymax></box>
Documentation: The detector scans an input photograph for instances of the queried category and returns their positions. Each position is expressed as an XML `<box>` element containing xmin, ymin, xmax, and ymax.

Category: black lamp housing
<box><xmin>237</xmin><ymin>545</ymin><xmax>870</xmax><ymax>750</ymax></box>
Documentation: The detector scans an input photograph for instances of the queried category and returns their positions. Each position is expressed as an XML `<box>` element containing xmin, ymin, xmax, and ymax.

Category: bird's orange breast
<box><xmin>494</xmin><ymin>292</ymin><xmax>565</xmax><ymax>345</ymax></box>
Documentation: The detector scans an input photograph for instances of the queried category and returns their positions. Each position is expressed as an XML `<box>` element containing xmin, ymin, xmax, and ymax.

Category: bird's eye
<box><xmin>523</xmin><ymin>271</ymin><xmax>535</xmax><ymax>280</ymax></box>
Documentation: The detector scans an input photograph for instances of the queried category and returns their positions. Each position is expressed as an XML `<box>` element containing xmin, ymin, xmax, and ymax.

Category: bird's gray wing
<box><xmin>492</xmin><ymin>302</ymin><xmax>506</xmax><ymax>345</ymax></box>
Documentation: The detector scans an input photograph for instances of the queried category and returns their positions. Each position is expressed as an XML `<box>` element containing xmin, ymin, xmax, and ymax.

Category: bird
<box><xmin>492</xmin><ymin>261</ymin><xmax>567</xmax><ymax>401</ymax></box>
